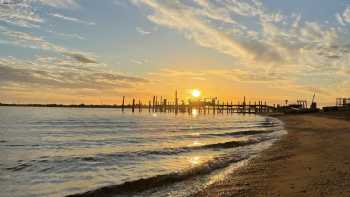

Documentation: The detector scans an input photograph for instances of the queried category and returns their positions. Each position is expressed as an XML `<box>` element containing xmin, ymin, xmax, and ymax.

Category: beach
<box><xmin>196</xmin><ymin>112</ymin><xmax>350</xmax><ymax>196</ymax></box>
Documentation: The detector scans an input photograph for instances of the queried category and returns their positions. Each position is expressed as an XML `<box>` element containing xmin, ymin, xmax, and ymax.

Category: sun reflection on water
<box><xmin>187</xmin><ymin>140</ymin><xmax>203</xmax><ymax>147</ymax></box>
<box><xmin>189</xmin><ymin>156</ymin><xmax>202</xmax><ymax>166</ymax></box>
<box><xmin>191</xmin><ymin>109</ymin><xmax>198</xmax><ymax>117</ymax></box>
<box><xmin>190</xmin><ymin>132</ymin><xmax>200</xmax><ymax>136</ymax></box>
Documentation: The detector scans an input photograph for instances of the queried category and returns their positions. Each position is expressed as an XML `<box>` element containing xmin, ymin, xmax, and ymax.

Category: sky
<box><xmin>1</xmin><ymin>0</ymin><xmax>350</xmax><ymax>106</ymax></box>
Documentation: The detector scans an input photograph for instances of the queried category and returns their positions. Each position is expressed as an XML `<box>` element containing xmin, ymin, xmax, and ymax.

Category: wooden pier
<box><xmin>122</xmin><ymin>92</ymin><xmax>277</xmax><ymax>114</ymax></box>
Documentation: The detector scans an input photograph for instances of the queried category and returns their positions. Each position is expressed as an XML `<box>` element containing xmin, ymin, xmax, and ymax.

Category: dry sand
<box><xmin>195</xmin><ymin>112</ymin><xmax>350</xmax><ymax>197</ymax></box>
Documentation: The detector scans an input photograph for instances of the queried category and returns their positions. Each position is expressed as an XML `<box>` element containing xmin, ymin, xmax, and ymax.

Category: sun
<box><xmin>192</xmin><ymin>89</ymin><xmax>201</xmax><ymax>98</ymax></box>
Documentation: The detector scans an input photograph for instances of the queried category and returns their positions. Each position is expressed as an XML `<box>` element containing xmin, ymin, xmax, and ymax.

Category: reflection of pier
<box><xmin>122</xmin><ymin>93</ymin><xmax>276</xmax><ymax>114</ymax></box>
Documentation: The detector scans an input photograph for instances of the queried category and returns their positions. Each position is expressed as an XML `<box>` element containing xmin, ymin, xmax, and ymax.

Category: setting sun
<box><xmin>192</xmin><ymin>89</ymin><xmax>201</xmax><ymax>98</ymax></box>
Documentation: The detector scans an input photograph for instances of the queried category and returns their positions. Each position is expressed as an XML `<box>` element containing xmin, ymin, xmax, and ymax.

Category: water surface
<box><xmin>0</xmin><ymin>107</ymin><xmax>285</xmax><ymax>197</ymax></box>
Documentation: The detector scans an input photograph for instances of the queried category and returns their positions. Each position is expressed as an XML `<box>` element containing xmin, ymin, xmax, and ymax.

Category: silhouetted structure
<box><xmin>0</xmin><ymin>90</ymin><xmax>323</xmax><ymax>114</ymax></box>
<box><xmin>323</xmin><ymin>98</ymin><xmax>350</xmax><ymax>112</ymax></box>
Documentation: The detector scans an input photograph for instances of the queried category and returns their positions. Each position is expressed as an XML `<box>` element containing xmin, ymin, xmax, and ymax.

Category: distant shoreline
<box><xmin>0</xmin><ymin>103</ymin><xmax>124</xmax><ymax>109</ymax></box>
<box><xmin>195</xmin><ymin>112</ymin><xmax>350</xmax><ymax>196</ymax></box>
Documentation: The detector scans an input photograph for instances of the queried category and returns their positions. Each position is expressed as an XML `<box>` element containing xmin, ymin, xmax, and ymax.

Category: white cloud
<box><xmin>39</xmin><ymin>0</ymin><xmax>80</xmax><ymax>8</ymax></box>
<box><xmin>336</xmin><ymin>13</ymin><xmax>346</xmax><ymax>26</ymax></box>
<box><xmin>131</xmin><ymin>58</ymin><xmax>148</xmax><ymax>65</ymax></box>
<box><xmin>130</xmin><ymin>0</ymin><xmax>350</xmax><ymax>99</ymax></box>
<box><xmin>49</xmin><ymin>13</ymin><xmax>96</xmax><ymax>25</ymax></box>
<box><xmin>0</xmin><ymin>1</ymin><xmax>43</xmax><ymax>28</ymax></box>
<box><xmin>0</xmin><ymin>56</ymin><xmax>148</xmax><ymax>91</ymax></box>
<box><xmin>0</xmin><ymin>0</ymin><xmax>80</xmax><ymax>28</ymax></box>
<box><xmin>136</xmin><ymin>27</ymin><xmax>151</xmax><ymax>35</ymax></box>
<box><xmin>0</xmin><ymin>25</ymin><xmax>96</xmax><ymax>63</ymax></box>
<box><xmin>343</xmin><ymin>7</ymin><xmax>350</xmax><ymax>23</ymax></box>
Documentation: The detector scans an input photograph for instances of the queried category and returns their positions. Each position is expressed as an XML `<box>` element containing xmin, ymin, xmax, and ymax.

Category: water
<box><xmin>0</xmin><ymin>107</ymin><xmax>286</xmax><ymax>197</ymax></box>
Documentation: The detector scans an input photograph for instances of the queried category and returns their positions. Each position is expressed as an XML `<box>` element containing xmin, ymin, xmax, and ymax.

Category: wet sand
<box><xmin>195</xmin><ymin>112</ymin><xmax>350</xmax><ymax>196</ymax></box>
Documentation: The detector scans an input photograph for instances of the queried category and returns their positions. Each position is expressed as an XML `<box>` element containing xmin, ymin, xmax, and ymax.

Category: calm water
<box><xmin>0</xmin><ymin>107</ymin><xmax>285</xmax><ymax>197</ymax></box>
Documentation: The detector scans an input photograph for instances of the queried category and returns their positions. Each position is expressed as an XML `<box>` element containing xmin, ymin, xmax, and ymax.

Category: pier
<box><xmin>0</xmin><ymin>90</ymin><xmax>319</xmax><ymax>114</ymax></box>
<box><xmin>122</xmin><ymin>92</ymin><xmax>277</xmax><ymax>114</ymax></box>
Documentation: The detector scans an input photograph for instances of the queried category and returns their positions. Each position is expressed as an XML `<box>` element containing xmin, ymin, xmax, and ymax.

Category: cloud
<box><xmin>343</xmin><ymin>7</ymin><xmax>350</xmax><ymax>23</ymax></box>
<box><xmin>64</xmin><ymin>52</ymin><xmax>97</xmax><ymax>63</ymax></box>
<box><xmin>130</xmin><ymin>0</ymin><xmax>308</xmax><ymax>68</ymax></box>
<box><xmin>0</xmin><ymin>56</ymin><xmax>148</xmax><ymax>91</ymax></box>
<box><xmin>39</xmin><ymin>0</ymin><xmax>80</xmax><ymax>8</ymax></box>
<box><xmin>132</xmin><ymin>1</ymin><xmax>257</xmax><ymax>62</ymax></box>
<box><xmin>0</xmin><ymin>0</ymin><xmax>43</xmax><ymax>28</ymax></box>
<box><xmin>0</xmin><ymin>25</ymin><xmax>96</xmax><ymax>62</ymax></box>
<box><xmin>46</xmin><ymin>30</ymin><xmax>85</xmax><ymax>40</ymax></box>
<box><xmin>49</xmin><ymin>13</ymin><xmax>96</xmax><ymax>25</ymax></box>
<box><xmin>0</xmin><ymin>0</ymin><xmax>80</xmax><ymax>28</ymax></box>
<box><xmin>0</xmin><ymin>1</ymin><xmax>97</xmax><ymax>65</ymax></box>
<box><xmin>132</xmin><ymin>0</ymin><xmax>348</xmax><ymax>71</ymax></box>
<box><xmin>131</xmin><ymin>58</ymin><xmax>148</xmax><ymax>65</ymax></box>
<box><xmin>130</xmin><ymin>0</ymin><xmax>350</xmax><ymax>101</ymax></box>
<box><xmin>136</xmin><ymin>27</ymin><xmax>151</xmax><ymax>35</ymax></box>
<box><xmin>336</xmin><ymin>13</ymin><xmax>346</xmax><ymax>26</ymax></box>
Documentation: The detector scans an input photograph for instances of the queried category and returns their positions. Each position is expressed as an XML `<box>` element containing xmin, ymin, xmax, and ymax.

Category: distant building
<box><xmin>336</xmin><ymin>98</ymin><xmax>350</xmax><ymax>107</ymax></box>
<box><xmin>323</xmin><ymin>98</ymin><xmax>350</xmax><ymax>112</ymax></box>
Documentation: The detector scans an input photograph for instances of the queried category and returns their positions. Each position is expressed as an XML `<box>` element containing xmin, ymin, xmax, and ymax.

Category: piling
<box><xmin>152</xmin><ymin>96</ymin><xmax>155</xmax><ymax>112</ymax></box>
<box><xmin>122</xmin><ymin>96</ymin><xmax>125</xmax><ymax>112</ymax></box>
<box><xmin>175</xmin><ymin>90</ymin><xmax>178</xmax><ymax>114</ymax></box>
<box><xmin>148</xmin><ymin>101</ymin><xmax>151</xmax><ymax>112</ymax></box>
<box><xmin>139</xmin><ymin>100</ymin><xmax>142</xmax><ymax>112</ymax></box>
<box><xmin>132</xmin><ymin>99</ymin><xmax>135</xmax><ymax>113</ymax></box>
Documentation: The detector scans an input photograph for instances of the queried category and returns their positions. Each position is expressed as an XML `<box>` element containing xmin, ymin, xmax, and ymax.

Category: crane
<box><xmin>310</xmin><ymin>93</ymin><xmax>317</xmax><ymax>110</ymax></box>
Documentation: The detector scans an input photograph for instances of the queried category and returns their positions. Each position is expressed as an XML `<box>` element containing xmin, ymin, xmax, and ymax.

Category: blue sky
<box><xmin>1</xmin><ymin>0</ymin><xmax>350</xmax><ymax>105</ymax></box>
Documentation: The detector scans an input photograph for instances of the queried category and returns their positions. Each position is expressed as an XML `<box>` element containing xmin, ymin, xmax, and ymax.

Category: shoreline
<box><xmin>195</xmin><ymin>112</ymin><xmax>350</xmax><ymax>196</ymax></box>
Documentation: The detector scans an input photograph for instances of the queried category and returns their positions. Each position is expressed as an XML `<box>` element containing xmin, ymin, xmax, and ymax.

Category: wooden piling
<box><xmin>175</xmin><ymin>90</ymin><xmax>178</xmax><ymax>114</ymax></box>
<box><xmin>155</xmin><ymin>96</ymin><xmax>158</xmax><ymax>112</ymax></box>
<box><xmin>132</xmin><ymin>99</ymin><xmax>135</xmax><ymax>113</ymax></box>
<box><xmin>148</xmin><ymin>101</ymin><xmax>151</xmax><ymax>112</ymax></box>
<box><xmin>226</xmin><ymin>101</ymin><xmax>229</xmax><ymax>114</ymax></box>
<box><xmin>163</xmin><ymin>99</ymin><xmax>167</xmax><ymax>112</ymax></box>
<box><xmin>121</xmin><ymin>96</ymin><xmax>125</xmax><ymax>112</ymax></box>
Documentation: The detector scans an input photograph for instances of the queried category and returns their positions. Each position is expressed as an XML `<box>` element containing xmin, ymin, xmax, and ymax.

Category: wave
<box><xmin>66</xmin><ymin>154</ymin><xmax>249</xmax><ymax>197</ymax></box>
<box><xmin>5</xmin><ymin>139</ymin><xmax>263</xmax><ymax>173</ymax></box>
<box><xmin>200</xmin><ymin>129</ymin><xmax>275</xmax><ymax>138</ymax></box>
<box><xmin>31</xmin><ymin>119</ymin><xmax>280</xmax><ymax>133</ymax></box>
<box><xmin>5</xmin><ymin>163</ymin><xmax>32</xmax><ymax>172</ymax></box>
<box><xmin>172</xmin><ymin>123</ymin><xmax>279</xmax><ymax>132</ymax></box>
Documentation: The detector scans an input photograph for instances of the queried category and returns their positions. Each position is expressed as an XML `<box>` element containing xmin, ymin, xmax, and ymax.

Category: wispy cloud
<box><xmin>131</xmin><ymin>0</ymin><xmax>285</xmax><ymax>65</ymax></box>
<box><xmin>49</xmin><ymin>13</ymin><xmax>96</xmax><ymax>25</ymax></box>
<box><xmin>0</xmin><ymin>56</ymin><xmax>148</xmax><ymax>91</ymax></box>
<box><xmin>136</xmin><ymin>27</ymin><xmax>151</xmax><ymax>35</ymax></box>
<box><xmin>39</xmin><ymin>0</ymin><xmax>80</xmax><ymax>8</ymax></box>
<box><xmin>0</xmin><ymin>0</ymin><xmax>80</xmax><ymax>28</ymax></box>
<box><xmin>131</xmin><ymin>0</ymin><xmax>345</xmax><ymax>68</ymax></box>
<box><xmin>343</xmin><ymin>7</ymin><xmax>350</xmax><ymax>23</ymax></box>
<box><xmin>130</xmin><ymin>0</ymin><xmax>350</xmax><ymax>100</ymax></box>
<box><xmin>0</xmin><ymin>0</ymin><xmax>43</xmax><ymax>28</ymax></box>
<box><xmin>336</xmin><ymin>13</ymin><xmax>346</xmax><ymax>26</ymax></box>
<box><xmin>0</xmin><ymin>25</ymin><xmax>96</xmax><ymax>63</ymax></box>
<box><xmin>131</xmin><ymin>58</ymin><xmax>148</xmax><ymax>65</ymax></box>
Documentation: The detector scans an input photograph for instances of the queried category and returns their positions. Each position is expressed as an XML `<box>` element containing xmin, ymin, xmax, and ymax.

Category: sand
<box><xmin>195</xmin><ymin>112</ymin><xmax>350</xmax><ymax>196</ymax></box>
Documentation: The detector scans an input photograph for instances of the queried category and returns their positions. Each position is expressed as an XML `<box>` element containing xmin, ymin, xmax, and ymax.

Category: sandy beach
<box><xmin>195</xmin><ymin>112</ymin><xmax>350</xmax><ymax>196</ymax></box>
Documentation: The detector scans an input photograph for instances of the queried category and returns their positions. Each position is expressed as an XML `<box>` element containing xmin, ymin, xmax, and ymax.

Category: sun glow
<box><xmin>191</xmin><ymin>108</ymin><xmax>198</xmax><ymax>117</ymax></box>
<box><xmin>192</xmin><ymin>89</ymin><xmax>201</xmax><ymax>98</ymax></box>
